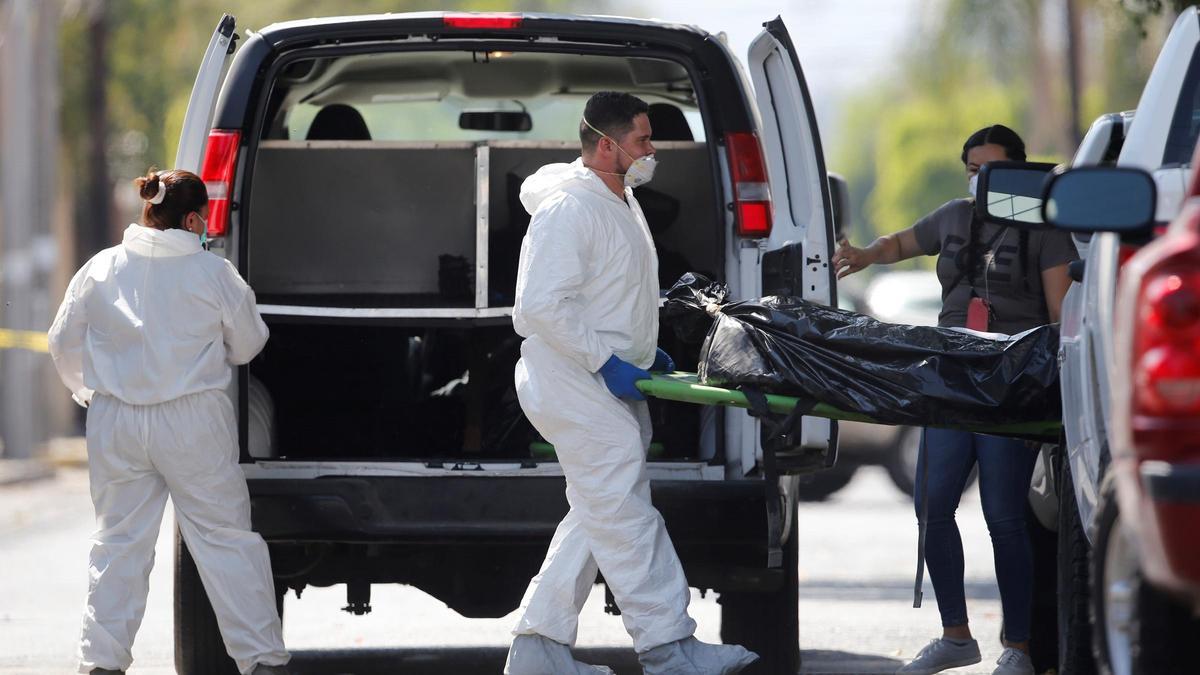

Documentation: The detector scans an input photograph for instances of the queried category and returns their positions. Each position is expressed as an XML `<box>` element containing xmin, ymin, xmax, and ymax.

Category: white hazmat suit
<box><xmin>509</xmin><ymin>158</ymin><xmax>697</xmax><ymax>654</ymax></box>
<box><xmin>48</xmin><ymin>224</ymin><xmax>289</xmax><ymax>674</ymax></box>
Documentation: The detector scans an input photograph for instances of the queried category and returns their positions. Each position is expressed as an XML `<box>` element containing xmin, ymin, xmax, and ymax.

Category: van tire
<box><xmin>719</xmin><ymin>517</ymin><xmax>800</xmax><ymax>674</ymax></box>
<box><xmin>1026</xmin><ymin>501</ymin><xmax>1059</xmax><ymax>673</ymax></box>
<box><xmin>795</xmin><ymin>461</ymin><xmax>857</xmax><ymax>501</ymax></box>
<box><xmin>1056</xmin><ymin>461</ymin><xmax>1097</xmax><ymax>674</ymax></box>
<box><xmin>174</xmin><ymin>529</ymin><xmax>240</xmax><ymax>675</ymax></box>
<box><xmin>885</xmin><ymin>426</ymin><xmax>978</xmax><ymax>498</ymax></box>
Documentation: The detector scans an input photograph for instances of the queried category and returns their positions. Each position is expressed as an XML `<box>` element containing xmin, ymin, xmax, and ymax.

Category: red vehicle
<box><xmin>1043</xmin><ymin>144</ymin><xmax>1200</xmax><ymax>673</ymax></box>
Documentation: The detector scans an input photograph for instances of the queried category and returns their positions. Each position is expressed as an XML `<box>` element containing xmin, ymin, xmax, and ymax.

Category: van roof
<box><xmin>254</xmin><ymin>12</ymin><xmax>713</xmax><ymax>50</ymax></box>
<box><xmin>214</xmin><ymin>11</ymin><xmax>756</xmax><ymax>140</ymax></box>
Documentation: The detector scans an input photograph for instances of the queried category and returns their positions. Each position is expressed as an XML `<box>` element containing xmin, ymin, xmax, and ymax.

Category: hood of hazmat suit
<box><xmin>508</xmin><ymin>159</ymin><xmax>698</xmax><ymax>654</ymax></box>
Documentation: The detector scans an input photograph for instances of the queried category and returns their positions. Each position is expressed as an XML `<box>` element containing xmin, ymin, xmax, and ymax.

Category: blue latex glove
<box><xmin>651</xmin><ymin>348</ymin><xmax>675</xmax><ymax>373</ymax></box>
<box><xmin>599</xmin><ymin>355</ymin><xmax>650</xmax><ymax>401</ymax></box>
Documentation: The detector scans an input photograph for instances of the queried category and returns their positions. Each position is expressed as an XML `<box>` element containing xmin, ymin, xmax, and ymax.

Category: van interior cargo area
<box><xmin>248</xmin><ymin>322</ymin><xmax>705</xmax><ymax>462</ymax></box>
<box><xmin>244</xmin><ymin>49</ymin><xmax>721</xmax><ymax>463</ymax></box>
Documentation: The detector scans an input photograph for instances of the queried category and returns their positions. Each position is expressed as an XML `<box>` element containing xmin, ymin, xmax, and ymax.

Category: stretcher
<box><xmin>637</xmin><ymin>371</ymin><xmax>1063</xmax><ymax>600</ymax></box>
<box><xmin>636</xmin><ymin>372</ymin><xmax>1062</xmax><ymax>440</ymax></box>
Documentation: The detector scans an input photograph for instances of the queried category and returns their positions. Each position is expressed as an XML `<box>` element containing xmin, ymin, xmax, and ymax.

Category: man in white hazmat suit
<box><xmin>48</xmin><ymin>169</ymin><xmax>289</xmax><ymax>675</ymax></box>
<box><xmin>503</xmin><ymin>91</ymin><xmax>759</xmax><ymax>675</ymax></box>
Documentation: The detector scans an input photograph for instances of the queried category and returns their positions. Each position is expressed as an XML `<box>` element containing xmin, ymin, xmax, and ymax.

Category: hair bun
<box><xmin>136</xmin><ymin>169</ymin><xmax>168</xmax><ymax>204</ymax></box>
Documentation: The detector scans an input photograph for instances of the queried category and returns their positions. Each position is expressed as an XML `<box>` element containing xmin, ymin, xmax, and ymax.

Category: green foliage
<box><xmin>866</xmin><ymin>85</ymin><xmax>1023</xmax><ymax>238</ymax></box>
<box><xmin>831</xmin><ymin>0</ymin><xmax>1170</xmax><ymax>261</ymax></box>
<box><xmin>1122</xmin><ymin>1</ymin><xmax>1196</xmax><ymax>35</ymax></box>
<box><xmin>59</xmin><ymin>0</ymin><xmax>602</xmax><ymax>197</ymax></box>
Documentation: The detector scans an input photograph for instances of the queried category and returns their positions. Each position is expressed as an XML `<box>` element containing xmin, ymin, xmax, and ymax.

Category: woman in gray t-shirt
<box><xmin>832</xmin><ymin>125</ymin><xmax>1076</xmax><ymax>675</ymax></box>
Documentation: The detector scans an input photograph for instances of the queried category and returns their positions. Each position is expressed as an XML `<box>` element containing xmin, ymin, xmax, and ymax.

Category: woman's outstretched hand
<box><xmin>833</xmin><ymin>238</ymin><xmax>877</xmax><ymax>278</ymax></box>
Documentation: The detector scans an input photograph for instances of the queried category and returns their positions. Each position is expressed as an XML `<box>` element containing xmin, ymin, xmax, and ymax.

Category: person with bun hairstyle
<box><xmin>48</xmin><ymin>169</ymin><xmax>290</xmax><ymax>675</ymax></box>
<box><xmin>833</xmin><ymin>126</ymin><xmax>1076</xmax><ymax>675</ymax></box>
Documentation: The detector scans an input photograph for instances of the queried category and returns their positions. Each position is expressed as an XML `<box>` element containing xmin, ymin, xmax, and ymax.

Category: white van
<box><xmin>171</xmin><ymin>12</ymin><xmax>839</xmax><ymax>674</ymax></box>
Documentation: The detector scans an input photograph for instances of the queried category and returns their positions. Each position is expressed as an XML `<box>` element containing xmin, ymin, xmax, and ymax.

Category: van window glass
<box><xmin>1164</xmin><ymin>45</ymin><xmax>1200</xmax><ymax>166</ymax></box>
<box><xmin>246</xmin><ymin>50</ymin><xmax>720</xmax><ymax>311</ymax></box>
<box><xmin>267</xmin><ymin>52</ymin><xmax>703</xmax><ymax>143</ymax></box>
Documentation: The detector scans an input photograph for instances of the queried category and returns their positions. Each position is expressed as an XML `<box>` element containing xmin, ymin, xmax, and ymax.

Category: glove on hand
<box><xmin>599</xmin><ymin>355</ymin><xmax>650</xmax><ymax>401</ymax></box>
<box><xmin>651</xmin><ymin>348</ymin><xmax>675</xmax><ymax>373</ymax></box>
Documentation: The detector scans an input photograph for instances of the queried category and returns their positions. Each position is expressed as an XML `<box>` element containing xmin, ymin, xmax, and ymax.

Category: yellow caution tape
<box><xmin>0</xmin><ymin>328</ymin><xmax>50</xmax><ymax>353</ymax></box>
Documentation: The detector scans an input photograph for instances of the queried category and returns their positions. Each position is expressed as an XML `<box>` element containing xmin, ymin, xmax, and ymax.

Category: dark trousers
<box><xmin>915</xmin><ymin>428</ymin><xmax>1039</xmax><ymax>642</ymax></box>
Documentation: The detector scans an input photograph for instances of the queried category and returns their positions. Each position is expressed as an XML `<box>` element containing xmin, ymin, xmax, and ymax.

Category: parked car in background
<box><xmin>812</xmin><ymin>270</ymin><xmax>959</xmax><ymax>500</ymax></box>
<box><xmin>1042</xmin><ymin>142</ymin><xmax>1200</xmax><ymax>675</ymax></box>
<box><xmin>863</xmin><ymin>271</ymin><xmax>942</xmax><ymax>327</ymax></box>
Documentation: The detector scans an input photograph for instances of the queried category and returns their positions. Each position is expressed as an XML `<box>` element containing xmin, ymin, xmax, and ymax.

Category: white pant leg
<box><xmin>77</xmin><ymin>395</ymin><xmax>170</xmax><ymax>673</ymax></box>
<box><xmin>148</xmin><ymin>391</ymin><xmax>289</xmax><ymax>674</ymax></box>
<box><xmin>513</xmin><ymin>393</ymin><xmax>655</xmax><ymax>646</ymax></box>
<box><xmin>515</xmin><ymin>343</ymin><xmax>696</xmax><ymax>653</ymax></box>
<box><xmin>512</xmin><ymin>506</ymin><xmax>599</xmax><ymax>646</ymax></box>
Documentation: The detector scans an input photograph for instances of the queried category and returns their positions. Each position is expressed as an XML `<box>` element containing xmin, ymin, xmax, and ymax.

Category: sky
<box><xmin>629</xmin><ymin>0</ymin><xmax>926</xmax><ymax>143</ymax></box>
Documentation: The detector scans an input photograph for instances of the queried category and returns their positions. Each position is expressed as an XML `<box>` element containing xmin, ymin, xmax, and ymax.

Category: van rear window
<box><xmin>263</xmin><ymin>51</ymin><xmax>705</xmax><ymax>143</ymax></box>
<box><xmin>246</xmin><ymin>50</ymin><xmax>722</xmax><ymax>312</ymax></box>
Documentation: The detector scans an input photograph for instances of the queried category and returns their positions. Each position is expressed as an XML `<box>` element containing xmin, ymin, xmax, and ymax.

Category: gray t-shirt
<box><xmin>912</xmin><ymin>199</ymin><xmax>1078</xmax><ymax>334</ymax></box>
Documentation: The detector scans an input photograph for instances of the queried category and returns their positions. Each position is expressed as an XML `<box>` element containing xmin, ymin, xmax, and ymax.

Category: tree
<box><xmin>59</xmin><ymin>0</ymin><xmax>609</xmax><ymax>260</ymax></box>
<box><xmin>831</xmin><ymin>0</ymin><xmax>1174</xmax><ymax>260</ymax></box>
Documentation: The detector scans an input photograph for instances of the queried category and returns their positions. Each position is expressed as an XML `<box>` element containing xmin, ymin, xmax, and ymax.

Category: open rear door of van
<box><xmin>175</xmin><ymin>14</ymin><xmax>237</xmax><ymax>172</ymax></box>
<box><xmin>746</xmin><ymin>17</ymin><xmax>839</xmax><ymax>474</ymax></box>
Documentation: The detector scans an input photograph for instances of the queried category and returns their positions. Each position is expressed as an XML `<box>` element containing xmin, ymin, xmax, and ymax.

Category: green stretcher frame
<box><xmin>635</xmin><ymin>372</ymin><xmax>1062</xmax><ymax>441</ymax></box>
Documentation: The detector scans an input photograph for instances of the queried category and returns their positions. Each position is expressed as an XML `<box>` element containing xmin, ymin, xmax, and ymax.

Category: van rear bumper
<box><xmin>248</xmin><ymin>476</ymin><xmax>767</xmax><ymax>544</ymax></box>
<box><xmin>250</xmin><ymin>476</ymin><xmax>785</xmax><ymax>605</ymax></box>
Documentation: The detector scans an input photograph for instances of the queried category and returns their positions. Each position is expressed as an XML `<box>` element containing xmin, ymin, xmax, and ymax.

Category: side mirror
<box><xmin>976</xmin><ymin>161</ymin><xmax>1058</xmax><ymax>229</ymax></box>
<box><xmin>459</xmin><ymin>110</ymin><xmax>532</xmax><ymax>132</ymax></box>
<box><xmin>1042</xmin><ymin>167</ymin><xmax>1157</xmax><ymax>234</ymax></box>
<box><xmin>827</xmin><ymin>172</ymin><xmax>851</xmax><ymax>241</ymax></box>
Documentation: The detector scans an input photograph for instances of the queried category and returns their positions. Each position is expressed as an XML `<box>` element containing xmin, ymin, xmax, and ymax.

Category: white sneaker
<box><xmin>992</xmin><ymin>647</ymin><xmax>1034</xmax><ymax>675</ymax></box>
<box><xmin>895</xmin><ymin>638</ymin><xmax>982</xmax><ymax>674</ymax></box>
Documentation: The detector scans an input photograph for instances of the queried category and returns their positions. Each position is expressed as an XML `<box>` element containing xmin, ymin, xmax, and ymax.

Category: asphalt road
<box><xmin>0</xmin><ymin>462</ymin><xmax>1007</xmax><ymax>674</ymax></box>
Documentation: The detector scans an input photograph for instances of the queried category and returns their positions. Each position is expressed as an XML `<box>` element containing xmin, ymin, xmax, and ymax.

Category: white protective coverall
<box><xmin>510</xmin><ymin>158</ymin><xmax>697</xmax><ymax>653</ymax></box>
<box><xmin>48</xmin><ymin>224</ymin><xmax>289</xmax><ymax>674</ymax></box>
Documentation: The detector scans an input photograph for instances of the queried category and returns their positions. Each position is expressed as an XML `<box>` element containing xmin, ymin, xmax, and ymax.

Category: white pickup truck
<box><xmin>1051</xmin><ymin>6</ymin><xmax>1200</xmax><ymax>674</ymax></box>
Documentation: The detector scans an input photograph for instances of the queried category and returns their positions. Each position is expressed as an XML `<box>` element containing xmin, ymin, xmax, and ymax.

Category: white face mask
<box><xmin>622</xmin><ymin>153</ymin><xmax>657</xmax><ymax>188</ymax></box>
<box><xmin>968</xmin><ymin>174</ymin><xmax>978</xmax><ymax>198</ymax></box>
<box><xmin>583</xmin><ymin>116</ymin><xmax>657</xmax><ymax>188</ymax></box>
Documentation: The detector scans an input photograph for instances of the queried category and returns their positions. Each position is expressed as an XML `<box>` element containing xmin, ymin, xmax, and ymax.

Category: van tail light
<box><xmin>443</xmin><ymin>14</ymin><xmax>522</xmax><ymax>29</ymax></box>
<box><xmin>199</xmin><ymin>129</ymin><xmax>240</xmax><ymax>239</ymax></box>
<box><xmin>724</xmin><ymin>132</ymin><xmax>773</xmax><ymax>237</ymax></box>
<box><xmin>1130</xmin><ymin>258</ymin><xmax>1200</xmax><ymax>460</ymax></box>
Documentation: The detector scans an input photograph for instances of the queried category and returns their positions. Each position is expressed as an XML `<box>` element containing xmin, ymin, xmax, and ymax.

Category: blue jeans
<box><xmin>914</xmin><ymin>428</ymin><xmax>1038</xmax><ymax>642</ymax></box>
